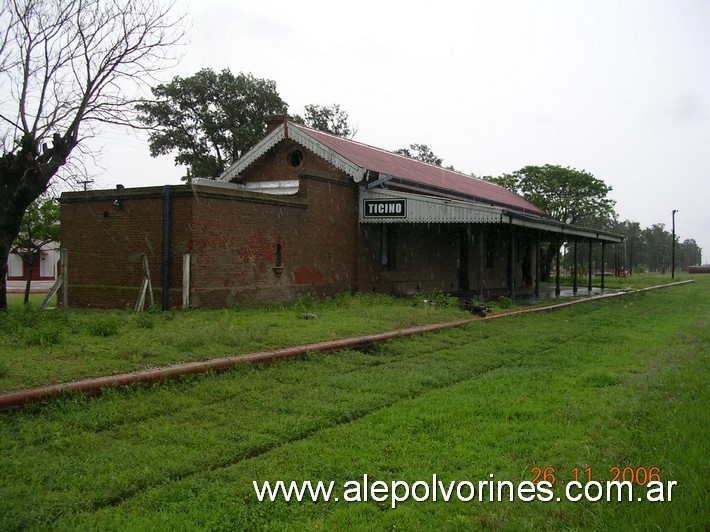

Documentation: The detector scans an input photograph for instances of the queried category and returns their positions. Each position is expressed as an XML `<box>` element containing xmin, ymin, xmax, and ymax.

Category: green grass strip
<box><xmin>0</xmin><ymin>276</ymin><xmax>707</xmax><ymax>529</ymax></box>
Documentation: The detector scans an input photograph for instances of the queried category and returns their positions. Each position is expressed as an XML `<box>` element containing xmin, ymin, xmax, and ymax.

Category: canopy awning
<box><xmin>359</xmin><ymin>188</ymin><xmax>623</xmax><ymax>244</ymax></box>
<box><xmin>359</xmin><ymin>188</ymin><xmax>503</xmax><ymax>224</ymax></box>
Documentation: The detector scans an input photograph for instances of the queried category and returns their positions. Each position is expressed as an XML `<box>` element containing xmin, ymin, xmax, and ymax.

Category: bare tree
<box><xmin>0</xmin><ymin>0</ymin><xmax>185</xmax><ymax>309</ymax></box>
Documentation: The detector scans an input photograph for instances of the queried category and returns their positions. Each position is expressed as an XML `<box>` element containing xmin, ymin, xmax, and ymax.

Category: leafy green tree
<box><xmin>608</xmin><ymin>219</ymin><xmax>643</xmax><ymax>274</ymax></box>
<box><xmin>299</xmin><ymin>104</ymin><xmax>354</xmax><ymax>137</ymax></box>
<box><xmin>641</xmin><ymin>224</ymin><xmax>671</xmax><ymax>273</ymax></box>
<box><xmin>395</xmin><ymin>144</ymin><xmax>443</xmax><ymax>166</ymax></box>
<box><xmin>678</xmin><ymin>239</ymin><xmax>701</xmax><ymax>267</ymax></box>
<box><xmin>603</xmin><ymin>220</ymin><xmax>701</xmax><ymax>274</ymax></box>
<box><xmin>137</xmin><ymin>69</ymin><xmax>287</xmax><ymax>179</ymax></box>
<box><xmin>489</xmin><ymin>165</ymin><xmax>615</xmax><ymax>226</ymax></box>
<box><xmin>488</xmin><ymin>165</ymin><xmax>616</xmax><ymax>280</ymax></box>
<box><xmin>0</xmin><ymin>0</ymin><xmax>184</xmax><ymax>310</ymax></box>
<box><xmin>11</xmin><ymin>196</ymin><xmax>60</xmax><ymax>303</ymax></box>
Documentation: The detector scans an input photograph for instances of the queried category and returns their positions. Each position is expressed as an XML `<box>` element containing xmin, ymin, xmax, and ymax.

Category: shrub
<box><xmin>295</xmin><ymin>293</ymin><xmax>317</xmax><ymax>311</ymax></box>
<box><xmin>135</xmin><ymin>312</ymin><xmax>156</xmax><ymax>329</ymax></box>
<box><xmin>414</xmin><ymin>290</ymin><xmax>458</xmax><ymax>308</ymax></box>
<box><xmin>332</xmin><ymin>292</ymin><xmax>355</xmax><ymax>308</ymax></box>
<box><xmin>89</xmin><ymin>315</ymin><xmax>121</xmax><ymax>337</ymax></box>
<box><xmin>496</xmin><ymin>296</ymin><xmax>513</xmax><ymax>309</ymax></box>
<box><xmin>24</xmin><ymin>324</ymin><xmax>62</xmax><ymax>347</ymax></box>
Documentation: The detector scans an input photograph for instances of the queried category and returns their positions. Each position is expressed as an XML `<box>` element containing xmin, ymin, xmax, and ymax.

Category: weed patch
<box><xmin>88</xmin><ymin>315</ymin><xmax>121</xmax><ymax>337</ymax></box>
<box><xmin>495</xmin><ymin>295</ymin><xmax>513</xmax><ymax>309</ymax></box>
<box><xmin>412</xmin><ymin>289</ymin><xmax>459</xmax><ymax>308</ymax></box>
<box><xmin>134</xmin><ymin>312</ymin><xmax>156</xmax><ymax>330</ymax></box>
<box><xmin>23</xmin><ymin>323</ymin><xmax>62</xmax><ymax>347</ymax></box>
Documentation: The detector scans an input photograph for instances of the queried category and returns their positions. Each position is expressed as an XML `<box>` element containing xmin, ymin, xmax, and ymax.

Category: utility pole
<box><xmin>671</xmin><ymin>209</ymin><xmax>678</xmax><ymax>279</ymax></box>
<box><xmin>78</xmin><ymin>179</ymin><xmax>94</xmax><ymax>191</ymax></box>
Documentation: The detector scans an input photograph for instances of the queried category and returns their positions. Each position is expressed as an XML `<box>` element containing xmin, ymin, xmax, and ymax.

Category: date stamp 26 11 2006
<box><xmin>530</xmin><ymin>466</ymin><xmax>677</xmax><ymax>502</ymax></box>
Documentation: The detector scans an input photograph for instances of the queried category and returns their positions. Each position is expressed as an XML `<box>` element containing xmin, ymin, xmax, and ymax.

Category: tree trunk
<box><xmin>0</xmin><ymin>245</ymin><xmax>10</xmax><ymax>310</ymax></box>
<box><xmin>1</xmin><ymin>135</ymin><xmax>75</xmax><ymax>310</ymax></box>
<box><xmin>540</xmin><ymin>242</ymin><xmax>560</xmax><ymax>282</ymax></box>
<box><xmin>24</xmin><ymin>261</ymin><xmax>35</xmax><ymax>305</ymax></box>
<box><xmin>0</xmin><ymin>201</ymin><xmax>31</xmax><ymax>311</ymax></box>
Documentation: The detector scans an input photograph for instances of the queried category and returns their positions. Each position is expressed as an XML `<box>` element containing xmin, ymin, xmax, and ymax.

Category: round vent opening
<box><xmin>287</xmin><ymin>150</ymin><xmax>304</xmax><ymax>168</ymax></box>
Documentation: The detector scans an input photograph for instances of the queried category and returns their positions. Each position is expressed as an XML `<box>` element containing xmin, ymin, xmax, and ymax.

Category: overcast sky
<box><xmin>89</xmin><ymin>0</ymin><xmax>709</xmax><ymax>262</ymax></box>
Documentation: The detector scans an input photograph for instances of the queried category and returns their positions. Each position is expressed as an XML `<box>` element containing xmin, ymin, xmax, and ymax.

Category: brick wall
<box><xmin>60</xmin><ymin>140</ymin><xmax>535</xmax><ymax>309</ymax></box>
<box><xmin>185</xmin><ymin>176</ymin><xmax>358</xmax><ymax>307</ymax></box>
<box><xmin>60</xmin><ymin>187</ymin><xmax>180</xmax><ymax>309</ymax></box>
<box><xmin>60</xmin><ymin>139</ymin><xmax>362</xmax><ymax>309</ymax></box>
<box><xmin>184</xmin><ymin>140</ymin><xmax>360</xmax><ymax>307</ymax></box>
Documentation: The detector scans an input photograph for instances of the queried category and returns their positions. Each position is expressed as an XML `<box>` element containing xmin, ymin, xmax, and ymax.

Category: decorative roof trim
<box><xmin>288</xmin><ymin>126</ymin><xmax>366</xmax><ymax>182</ymax></box>
<box><xmin>219</xmin><ymin>127</ymin><xmax>285</xmax><ymax>182</ymax></box>
<box><xmin>219</xmin><ymin>123</ymin><xmax>367</xmax><ymax>183</ymax></box>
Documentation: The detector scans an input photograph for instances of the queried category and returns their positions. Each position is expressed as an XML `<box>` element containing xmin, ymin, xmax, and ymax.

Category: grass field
<box><xmin>0</xmin><ymin>275</ymin><xmax>707</xmax><ymax>529</ymax></box>
<box><xmin>0</xmin><ymin>291</ymin><xmax>474</xmax><ymax>392</ymax></box>
<box><xmin>0</xmin><ymin>275</ymin><xmax>677</xmax><ymax>393</ymax></box>
<box><xmin>5</xmin><ymin>291</ymin><xmax>56</xmax><ymax>308</ymax></box>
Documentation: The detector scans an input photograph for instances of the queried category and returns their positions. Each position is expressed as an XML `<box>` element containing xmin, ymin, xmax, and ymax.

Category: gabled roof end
<box><xmin>219</xmin><ymin>122</ymin><xmax>366</xmax><ymax>183</ymax></box>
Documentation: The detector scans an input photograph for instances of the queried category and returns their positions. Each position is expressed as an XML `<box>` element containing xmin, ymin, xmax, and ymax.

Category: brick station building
<box><xmin>60</xmin><ymin>120</ymin><xmax>623</xmax><ymax>309</ymax></box>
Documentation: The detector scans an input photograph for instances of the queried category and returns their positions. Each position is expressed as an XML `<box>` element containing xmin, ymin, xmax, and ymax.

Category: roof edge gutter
<box><xmin>503</xmin><ymin>210</ymin><xmax>625</xmax><ymax>243</ymax></box>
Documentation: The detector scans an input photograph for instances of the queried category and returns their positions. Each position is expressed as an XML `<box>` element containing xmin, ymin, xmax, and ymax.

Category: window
<box><xmin>273</xmin><ymin>243</ymin><xmax>284</xmax><ymax>275</ymax></box>
<box><xmin>275</xmin><ymin>244</ymin><xmax>282</xmax><ymax>268</ymax></box>
<box><xmin>380</xmin><ymin>225</ymin><xmax>396</xmax><ymax>270</ymax></box>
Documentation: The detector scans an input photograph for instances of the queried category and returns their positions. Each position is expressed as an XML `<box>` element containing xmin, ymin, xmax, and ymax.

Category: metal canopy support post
<box><xmin>555</xmin><ymin>238</ymin><xmax>561</xmax><ymax>298</ymax></box>
<box><xmin>534</xmin><ymin>234</ymin><xmax>541</xmax><ymax>300</ymax></box>
<box><xmin>508</xmin><ymin>224</ymin><xmax>516</xmax><ymax>300</ymax></box>
<box><xmin>588</xmin><ymin>239</ymin><xmax>593</xmax><ymax>294</ymax></box>
<box><xmin>601</xmin><ymin>242</ymin><xmax>606</xmax><ymax>291</ymax></box>
<box><xmin>458</xmin><ymin>226</ymin><xmax>470</xmax><ymax>292</ymax></box>
<box><xmin>573</xmin><ymin>239</ymin><xmax>578</xmax><ymax>295</ymax></box>
<box><xmin>477</xmin><ymin>226</ymin><xmax>484</xmax><ymax>303</ymax></box>
<box><xmin>671</xmin><ymin>209</ymin><xmax>677</xmax><ymax>279</ymax></box>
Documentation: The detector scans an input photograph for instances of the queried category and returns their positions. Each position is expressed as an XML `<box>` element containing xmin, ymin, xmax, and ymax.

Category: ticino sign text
<box><xmin>363</xmin><ymin>199</ymin><xmax>407</xmax><ymax>218</ymax></box>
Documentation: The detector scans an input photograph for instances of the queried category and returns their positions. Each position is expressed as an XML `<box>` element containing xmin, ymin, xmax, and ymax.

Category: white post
<box><xmin>60</xmin><ymin>248</ymin><xmax>68</xmax><ymax>309</ymax></box>
<box><xmin>182</xmin><ymin>254</ymin><xmax>191</xmax><ymax>309</ymax></box>
<box><xmin>142</xmin><ymin>253</ymin><xmax>154</xmax><ymax>308</ymax></box>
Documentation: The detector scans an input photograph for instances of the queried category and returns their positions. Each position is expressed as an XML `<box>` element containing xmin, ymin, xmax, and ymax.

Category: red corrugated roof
<box><xmin>291</xmin><ymin>123</ymin><xmax>545</xmax><ymax>215</ymax></box>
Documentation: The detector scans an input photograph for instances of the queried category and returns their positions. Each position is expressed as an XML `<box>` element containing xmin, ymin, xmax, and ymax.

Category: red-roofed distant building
<box><xmin>60</xmin><ymin>119</ymin><xmax>622</xmax><ymax>309</ymax></box>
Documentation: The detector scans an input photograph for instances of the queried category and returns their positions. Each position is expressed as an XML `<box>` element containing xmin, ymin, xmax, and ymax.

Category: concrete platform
<box><xmin>535</xmin><ymin>284</ymin><xmax>616</xmax><ymax>301</ymax></box>
<box><xmin>454</xmin><ymin>284</ymin><xmax>618</xmax><ymax>305</ymax></box>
